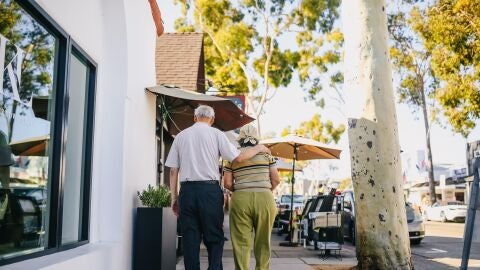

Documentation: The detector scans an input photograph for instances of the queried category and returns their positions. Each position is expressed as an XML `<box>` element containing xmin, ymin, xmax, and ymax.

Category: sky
<box><xmin>157</xmin><ymin>0</ymin><xmax>480</xmax><ymax>179</ymax></box>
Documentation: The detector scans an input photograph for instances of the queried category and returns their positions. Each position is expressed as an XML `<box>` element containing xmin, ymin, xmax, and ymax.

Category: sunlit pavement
<box><xmin>176</xmin><ymin>213</ymin><xmax>357</xmax><ymax>269</ymax></box>
<box><xmin>411</xmin><ymin>221</ymin><xmax>480</xmax><ymax>270</ymax></box>
<box><xmin>176</xmin><ymin>215</ymin><xmax>480</xmax><ymax>269</ymax></box>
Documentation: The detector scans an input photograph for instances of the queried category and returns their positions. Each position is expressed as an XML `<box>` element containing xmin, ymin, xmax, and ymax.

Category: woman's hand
<box><xmin>270</xmin><ymin>166</ymin><xmax>280</xmax><ymax>190</ymax></box>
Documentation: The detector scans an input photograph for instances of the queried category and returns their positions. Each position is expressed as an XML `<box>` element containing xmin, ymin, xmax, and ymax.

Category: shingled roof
<box><xmin>155</xmin><ymin>33</ymin><xmax>206</xmax><ymax>93</ymax></box>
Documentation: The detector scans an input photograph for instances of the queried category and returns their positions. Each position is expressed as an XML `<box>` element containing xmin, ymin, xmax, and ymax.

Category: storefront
<box><xmin>1</xmin><ymin>0</ymin><xmax>157</xmax><ymax>269</ymax></box>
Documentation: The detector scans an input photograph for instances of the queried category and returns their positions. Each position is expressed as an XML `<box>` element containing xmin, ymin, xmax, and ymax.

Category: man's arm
<box><xmin>222</xmin><ymin>171</ymin><xmax>234</xmax><ymax>192</ymax></box>
<box><xmin>233</xmin><ymin>144</ymin><xmax>271</xmax><ymax>163</ymax></box>
<box><xmin>218</xmin><ymin>131</ymin><xmax>270</xmax><ymax>163</ymax></box>
<box><xmin>169</xmin><ymin>168</ymin><xmax>179</xmax><ymax>217</ymax></box>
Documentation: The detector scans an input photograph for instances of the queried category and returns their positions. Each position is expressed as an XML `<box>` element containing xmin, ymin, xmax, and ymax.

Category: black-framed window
<box><xmin>0</xmin><ymin>0</ymin><xmax>96</xmax><ymax>265</ymax></box>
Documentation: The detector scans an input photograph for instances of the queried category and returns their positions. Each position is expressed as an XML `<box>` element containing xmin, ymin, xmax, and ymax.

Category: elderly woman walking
<box><xmin>223</xmin><ymin>125</ymin><xmax>280</xmax><ymax>270</ymax></box>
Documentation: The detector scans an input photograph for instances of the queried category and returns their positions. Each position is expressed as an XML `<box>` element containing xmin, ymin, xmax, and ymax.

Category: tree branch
<box><xmin>331</xmin><ymin>84</ymin><xmax>345</xmax><ymax>104</ymax></box>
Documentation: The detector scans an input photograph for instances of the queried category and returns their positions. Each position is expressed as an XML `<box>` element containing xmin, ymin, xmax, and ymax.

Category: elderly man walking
<box><xmin>166</xmin><ymin>105</ymin><xmax>270</xmax><ymax>270</ymax></box>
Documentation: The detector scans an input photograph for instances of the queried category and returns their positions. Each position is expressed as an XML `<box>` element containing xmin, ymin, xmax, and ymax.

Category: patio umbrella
<box><xmin>10</xmin><ymin>135</ymin><xmax>49</xmax><ymax>156</ymax></box>
<box><xmin>276</xmin><ymin>158</ymin><xmax>303</xmax><ymax>173</ymax></box>
<box><xmin>261</xmin><ymin>135</ymin><xmax>341</xmax><ymax>246</ymax></box>
<box><xmin>146</xmin><ymin>84</ymin><xmax>255</xmax><ymax>136</ymax></box>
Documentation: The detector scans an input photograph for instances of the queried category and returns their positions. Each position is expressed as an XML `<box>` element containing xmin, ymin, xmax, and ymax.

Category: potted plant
<box><xmin>133</xmin><ymin>184</ymin><xmax>177</xmax><ymax>270</ymax></box>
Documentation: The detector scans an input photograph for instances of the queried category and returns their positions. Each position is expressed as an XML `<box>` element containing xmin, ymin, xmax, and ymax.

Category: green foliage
<box><xmin>173</xmin><ymin>0</ymin><xmax>343</xmax><ymax>122</ymax></box>
<box><xmin>0</xmin><ymin>0</ymin><xmax>55</xmax><ymax>141</ymax></box>
<box><xmin>0</xmin><ymin>2</ymin><xmax>21</xmax><ymax>41</ymax></box>
<box><xmin>389</xmin><ymin>0</ymin><xmax>480</xmax><ymax>137</ymax></box>
<box><xmin>388</xmin><ymin>2</ymin><xmax>440</xmax><ymax>204</ymax></box>
<box><xmin>281</xmin><ymin>114</ymin><xmax>345</xmax><ymax>144</ymax></box>
<box><xmin>412</xmin><ymin>0</ymin><xmax>480</xmax><ymax>136</ymax></box>
<box><xmin>174</xmin><ymin>18</ymin><xmax>196</xmax><ymax>33</ymax></box>
<box><xmin>253</xmin><ymin>48</ymin><xmax>299</xmax><ymax>88</ymax></box>
<box><xmin>0</xmin><ymin>1</ymin><xmax>54</xmax><ymax>97</ymax></box>
<box><xmin>337</xmin><ymin>177</ymin><xmax>352</xmax><ymax>191</ymax></box>
<box><xmin>137</xmin><ymin>184</ymin><xmax>172</xmax><ymax>208</ymax></box>
<box><xmin>388</xmin><ymin>4</ymin><xmax>435</xmax><ymax>111</ymax></box>
<box><xmin>292</xmin><ymin>0</ymin><xmax>341</xmax><ymax>31</ymax></box>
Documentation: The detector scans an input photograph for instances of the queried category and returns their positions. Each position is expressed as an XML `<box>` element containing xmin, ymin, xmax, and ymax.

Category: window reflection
<box><xmin>62</xmin><ymin>53</ymin><xmax>88</xmax><ymax>245</ymax></box>
<box><xmin>0</xmin><ymin>0</ymin><xmax>55</xmax><ymax>259</ymax></box>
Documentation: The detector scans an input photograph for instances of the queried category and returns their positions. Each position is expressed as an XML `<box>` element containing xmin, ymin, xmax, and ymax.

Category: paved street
<box><xmin>412</xmin><ymin>221</ymin><xmax>480</xmax><ymax>270</ymax></box>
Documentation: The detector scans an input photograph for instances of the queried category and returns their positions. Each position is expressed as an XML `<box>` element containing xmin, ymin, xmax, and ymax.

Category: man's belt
<box><xmin>181</xmin><ymin>180</ymin><xmax>219</xmax><ymax>185</ymax></box>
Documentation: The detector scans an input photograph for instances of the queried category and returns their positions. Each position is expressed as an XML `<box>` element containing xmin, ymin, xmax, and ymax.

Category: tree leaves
<box><xmin>388</xmin><ymin>1</ymin><xmax>450</xmax><ymax>137</ymax></box>
<box><xmin>173</xmin><ymin>0</ymin><xmax>343</xmax><ymax>130</ymax></box>
<box><xmin>0</xmin><ymin>0</ymin><xmax>55</xmax><ymax>116</ymax></box>
<box><xmin>281</xmin><ymin>113</ymin><xmax>345</xmax><ymax>144</ymax></box>
<box><xmin>253</xmin><ymin>47</ymin><xmax>299</xmax><ymax>88</ymax></box>
<box><xmin>415</xmin><ymin>0</ymin><xmax>480</xmax><ymax>136</ymax></box>
<box><xmin>292</xmin><ymin>0</ymin><xmax>340</xmax><ymax>32</ymax></box>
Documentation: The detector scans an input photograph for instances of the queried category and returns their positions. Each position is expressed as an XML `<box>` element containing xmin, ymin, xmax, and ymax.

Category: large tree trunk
<box><xmin>344</xmin><ymin>1</ymin><xmax>413</xmax><ymax>269</ymax></box>
<box><xmin>420</xmin><ymin>89</ymin><xmax>436</xmax><ymax>205</ymax></box>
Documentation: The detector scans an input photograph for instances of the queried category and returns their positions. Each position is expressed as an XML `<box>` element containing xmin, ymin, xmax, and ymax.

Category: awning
<box><xmin>10</xmin><ymin>135</ymin><xmax>49</xmax><ymax>156</ymax></box>
<box><xmin>146</xmin><ymin>85</ymin><xmax>255</xmax><ymax>135</ymax></box>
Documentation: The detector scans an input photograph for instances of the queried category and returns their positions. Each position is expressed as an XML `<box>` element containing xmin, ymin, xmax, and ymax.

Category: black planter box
<box><xmin>133</xmin><ymin>207</ymin><xmax>177</xmax><ymax>270</ymax></box>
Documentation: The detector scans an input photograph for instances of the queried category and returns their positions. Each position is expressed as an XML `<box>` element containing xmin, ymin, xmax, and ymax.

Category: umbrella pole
<box><xmin>280</xmin><ymin>144</ymin><xmax>299</xmax><ymax>247</ymax></box>
<box><xmin>290</xmin><ymin>147</ymin><xmax>297</xmax><ymax>244</ymax></box>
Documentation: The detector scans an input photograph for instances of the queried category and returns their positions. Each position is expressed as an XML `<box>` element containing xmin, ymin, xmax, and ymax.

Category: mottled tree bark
<box><xmin>343</xmin><ymin>1</ymin><xmax>413</xmax><ymax>269</ymax></box>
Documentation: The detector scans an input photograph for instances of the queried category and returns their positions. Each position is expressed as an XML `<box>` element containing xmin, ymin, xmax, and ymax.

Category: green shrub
<box><xmin>137</xmin><ymin>184</ymin><xmax>171</xmax><ymax>208</ymax></box>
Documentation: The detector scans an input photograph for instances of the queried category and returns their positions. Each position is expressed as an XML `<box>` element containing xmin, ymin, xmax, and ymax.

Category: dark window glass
<box><xmin>0</xmin><ymin>0</ymin><xmax>56</xmax><ymax>259</ymax></box>
<box><xmin>0</xmin><ymin>1</ymin><xmax>96</xmax><ymax>265</ymax></box>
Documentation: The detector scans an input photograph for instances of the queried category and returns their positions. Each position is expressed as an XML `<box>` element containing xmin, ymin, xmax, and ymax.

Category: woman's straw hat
<box><xmin>238</xmin><ymin>124</ymin><xmax>259</xmax><ymax>144</ymax></box>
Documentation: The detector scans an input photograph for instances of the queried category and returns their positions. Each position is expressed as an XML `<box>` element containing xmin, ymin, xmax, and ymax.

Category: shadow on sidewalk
<box><xmin>411</xmin><ymin>235</ymin><xmax>480</xmax><ymax>270</ymax></box>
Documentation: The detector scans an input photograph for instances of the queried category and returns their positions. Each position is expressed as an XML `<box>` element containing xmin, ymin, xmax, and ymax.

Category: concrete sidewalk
<box><xmin>176</xmin><ymin>213</ymin><xmax>357</xmax><ymax>269</ymax></box>
<box><xmin>176</xmin><ymin>214</ymin><xmax>480</xmax><ymax>269</ymax></box>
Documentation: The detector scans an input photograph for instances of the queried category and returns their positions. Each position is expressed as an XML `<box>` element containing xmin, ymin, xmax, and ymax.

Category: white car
<box><xmin>423</xmin><ymin>201</ymin><xmax>467</xmax><ymax>222</ymax></box>
<box><xmin>406</xmin><ymin>203</ymin><xmax>425</xmax><ymax>245</ymax></box>
<box><xmin>342</xmin><ymin>191</ymin><xmax>425</xmax><ymax>245</ymax></box>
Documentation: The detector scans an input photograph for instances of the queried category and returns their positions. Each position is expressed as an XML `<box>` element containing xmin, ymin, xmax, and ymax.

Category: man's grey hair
<box><xmin>194</xmin><ymin>105</ymin><xmax>215</xmax><ymax>119</ymax></box>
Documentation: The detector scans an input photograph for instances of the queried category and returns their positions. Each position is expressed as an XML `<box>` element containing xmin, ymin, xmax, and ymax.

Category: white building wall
<box><xmin>5</xmin><ymin>0</ymin><xmax>157</xmax><ymax>269</ymax></box>
<box><xmin>120</xmin><ymin>0</ymin><xmax>158</xmax><ymax>267</ymax></box>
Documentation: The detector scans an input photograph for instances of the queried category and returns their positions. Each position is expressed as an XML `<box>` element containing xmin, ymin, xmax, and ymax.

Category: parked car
<box><xmin>405</xmin><ymin>203</ymin><xmax>425</xmax><ymax>245</ymax></box>
<box><xmin>278</xmin><ymin>194</ymin><xmax>305</xmax><ymax>213</ymax></box>
<box><xmin>0</xmin><ymin>189</ymin><xmax>44</xmax><ymax>248</ymax></box>
<box><xmin>423</xmin><ymin>201</ymin><xmax>467</xmax><ymax>222</ymax></box>
<box><xmin>341</xmin><ymin>191</ymin><xmax>425</xmax><ymax>245</ymax></box>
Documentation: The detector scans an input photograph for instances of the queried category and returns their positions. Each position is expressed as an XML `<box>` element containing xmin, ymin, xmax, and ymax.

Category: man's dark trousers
<box><xmin>179</xmin><ymin>181</ymin><xmax>224</xmax><ymax>270</ymax></box>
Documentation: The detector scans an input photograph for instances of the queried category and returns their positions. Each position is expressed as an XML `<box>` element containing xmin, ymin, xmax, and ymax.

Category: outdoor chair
<box><xmin>312</xmin><ymin>211</ymin><xmax>344</xmax><ymax>260</ymax></box>
<box><xmin>299</xmin><ymin>193</ymin><xmax>344</xmax><ymax>260</ymax></box>
<box><xmin>277</xmin><ymin>209</ymin><xmax>292</xmax><ymax>236</ymax></box>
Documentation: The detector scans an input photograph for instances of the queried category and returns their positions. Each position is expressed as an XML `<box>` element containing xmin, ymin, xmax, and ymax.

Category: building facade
<box><xmin>154</xmin><ymin>32</ymin><xmax>205</xmax><ymax>187</ymax></box>
<box><xmin>2</xmin><ymin>0</ymin><xmax>158</xmax><ymax>269</ymax></box>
